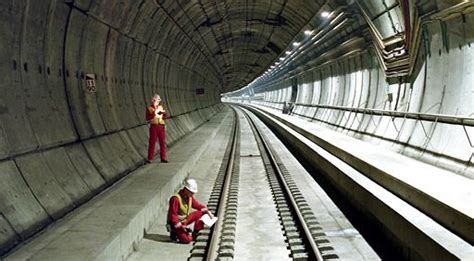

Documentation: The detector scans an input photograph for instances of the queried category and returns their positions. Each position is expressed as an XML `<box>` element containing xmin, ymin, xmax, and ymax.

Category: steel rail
<box><xmin>205</xmin><ymin>109</ymin><xmax>239</xmax><ymax>261</ymax></box>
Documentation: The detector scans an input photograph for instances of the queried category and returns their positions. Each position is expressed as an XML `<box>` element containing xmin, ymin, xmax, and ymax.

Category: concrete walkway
<box><xmin>247</xmin><ymin>104</ymin><xmax>473</xmax><ymax>259</ymax></box>
<box><xmin>252</xmin><ymin>104</ymin><xmax>474</xmax><ymax>224</ymax></box>
<box><xmin>126</xmin><ymin>108</ymin><xmax>234</xmax><ymax>261</ymax></box>
<box><xmin>5</xmin><ymin>109</ymin><xmax>232</xmax><ymax>261</ymax></box>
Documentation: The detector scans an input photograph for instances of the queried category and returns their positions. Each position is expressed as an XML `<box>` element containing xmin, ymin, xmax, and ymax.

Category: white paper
<box><xmin>200</xmin><ymin>214</ymin><xmax>218</xmax><ymax>227</ymax></box>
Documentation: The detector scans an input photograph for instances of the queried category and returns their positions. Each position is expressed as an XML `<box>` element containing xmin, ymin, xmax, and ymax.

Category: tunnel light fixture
<box><xmin>279</xmin><ymin>57</ymin><xmax>285</xmax><ymax>61</ymax></box>
<box><xmin>304</xmin><ymin>30</ymin><xmax>314</xmax><ymax>36</ymax></box>
<box><xmin>293</xmin><ymin>42</ymin><xmax>300</xmax><ymax>47</ymax></box>
<box><xmin>285</xmin><ymin>51</ymin><xmax>291</xmax><ymax>55</ymax></box>
<box><xmin>321</xmin><ymin>11</ymin><xmax>330</xmax><ymax>18</ymax></box>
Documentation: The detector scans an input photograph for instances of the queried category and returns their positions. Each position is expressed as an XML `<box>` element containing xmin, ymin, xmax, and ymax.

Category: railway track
<box><xmin>188</xmin><ymin>106</ymin><xmax>337</xmax><ymax>260</ymax></box>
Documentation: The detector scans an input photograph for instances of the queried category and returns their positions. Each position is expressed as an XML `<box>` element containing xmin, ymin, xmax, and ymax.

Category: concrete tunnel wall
<box><xmin>251</xmin><ymin>14</ymin><xmax>474</xmax><ymax>179</ymax></box>
<box><xmin>0</xmin><ymin>0</ymin><xmax>224</xmax><ymax>253</ymax></box>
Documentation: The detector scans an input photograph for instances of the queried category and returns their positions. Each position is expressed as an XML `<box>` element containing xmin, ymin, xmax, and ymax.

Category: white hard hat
<box><xmin>184</xmin><ymin>179</ymin><xmax>198</xmax><ymax>193</ymax></box>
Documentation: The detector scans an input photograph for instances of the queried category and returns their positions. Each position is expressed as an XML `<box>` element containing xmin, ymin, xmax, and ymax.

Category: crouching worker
<box><xmin>167</xmin><ymin>179</ymin><xmax>213</xmax><ymax>243</ymax></box>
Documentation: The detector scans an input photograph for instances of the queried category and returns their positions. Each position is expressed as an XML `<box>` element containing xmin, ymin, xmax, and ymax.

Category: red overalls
<box><xmin>145</xmin><ymin>104</ymin><xmax>167</xmax><ymax>161</ymax></box>
<box><xmin>167</xmin><ymin>190</ymin><xmax>206</xmax><ymax>243</ymax></box>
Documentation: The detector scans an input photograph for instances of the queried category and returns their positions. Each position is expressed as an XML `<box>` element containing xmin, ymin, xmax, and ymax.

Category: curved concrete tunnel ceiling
<box><xmin>0</xmin><ymin>0</ymin><xmax>368</xmax><ymax>157</ymax></box>
<box><xmin>0</xmin><ymin>0</ymin><xmax>363</xmax><ymax>253</ymax></box>
<box><xmin>0</xmin><ymin>0</ymin><xmax>348</xmax><ymax>151</ymax></box>
<box><xmin>1</xmin><ymin>0</ymin><xmax>473</xmax><ymax>256</ymax></box>
<box><xmin>223</xmin><ymin>0</ymin><xmax>474</xmax><ymax>177</ymax></box>
<box><xmin>154</xmin><ymin>0</ymin><xmax>338</xmax><ymax>91</ymax></box>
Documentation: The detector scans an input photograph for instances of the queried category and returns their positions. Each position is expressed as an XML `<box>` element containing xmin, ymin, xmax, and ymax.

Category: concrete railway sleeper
<box><xmin>239</xmin><ymin>107</ymin><xmax>336</xmax><ymax>261</ymax></box>
<box><xmin>188</xmin><ymin>108</ymin><xmax>241</xmax><ymax>260</ymax></box>
<box><xmin>188</xmin><ymin>105</ymin><xmax>340</xmax><ymax>260</ymax></box>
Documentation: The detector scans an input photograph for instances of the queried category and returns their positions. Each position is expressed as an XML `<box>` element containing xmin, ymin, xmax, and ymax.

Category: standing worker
<box><xmin>146</xmin><ymin>94</ymin><xmax>169</xmax><ymax>163</ymax></box>
<box><xmin>167</xmin><ymin>179</ymin><xmax>214</xmax><ymax>243</ymax></box>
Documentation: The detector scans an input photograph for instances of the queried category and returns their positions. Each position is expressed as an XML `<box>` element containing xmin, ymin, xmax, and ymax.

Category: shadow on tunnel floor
<box><xmin>143</xmin><ymin>233</ymin><xmax>174</xmax><ymax>243</ymax></box>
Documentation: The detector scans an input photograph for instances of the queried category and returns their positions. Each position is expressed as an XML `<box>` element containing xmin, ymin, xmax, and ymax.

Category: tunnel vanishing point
<box><xmin>0</xmin><ymin>0</ymin><xmax>473</xmax><ymax>260</ymax></box>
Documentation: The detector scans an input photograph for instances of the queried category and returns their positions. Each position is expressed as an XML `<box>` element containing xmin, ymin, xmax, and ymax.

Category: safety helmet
<box><xmin>184</xmin><ymin>179</ymin><xmax>198</xmax><ymax>193</ymax></box>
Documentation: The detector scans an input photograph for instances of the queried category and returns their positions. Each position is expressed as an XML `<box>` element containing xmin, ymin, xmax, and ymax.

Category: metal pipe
<box><xmin>294</xmin><ymin>103</ymin><xmax>474</xmax><ymax>126</ymax></box>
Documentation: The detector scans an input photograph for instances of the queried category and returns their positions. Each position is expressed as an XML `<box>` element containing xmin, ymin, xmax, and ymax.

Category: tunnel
<box><xmin>0</xmin><ymin>0</ymin><xmax>473</xmax><ymax>260</ymax></box>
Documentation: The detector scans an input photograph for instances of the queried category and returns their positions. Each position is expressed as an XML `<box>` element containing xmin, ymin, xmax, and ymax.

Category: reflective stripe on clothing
<box><xmin>174</xmin><ymin>193</ymin><xmax>192</xmax><ymax>221</ymax></box>
<box><xmin>148</xmin><ymin>105</ymin><xmax>166</xmax><ymax>125</ymax></box>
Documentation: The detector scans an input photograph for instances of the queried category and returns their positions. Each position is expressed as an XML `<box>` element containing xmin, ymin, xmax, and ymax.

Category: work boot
<box><xmin>170</xmin><ymin>231</ymin><xmax>177</xmax><ymax>242</ymax></box>
<box><xmin>192</xmin><ymin>231</ymin><xmax>199</xmax><ymax>241</ymax></box>
<box><xmin>161</xmin><ymin>159</ymin><xmax>168</xmax><ymax>163</ymax></box>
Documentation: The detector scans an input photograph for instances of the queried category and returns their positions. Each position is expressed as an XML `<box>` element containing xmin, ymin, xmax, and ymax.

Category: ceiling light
<box><xmin>279</xmin><ymin>57</ymin><xmax>285</xmax><ymax>61</ymax></box>
<box><xmin>304</xmin><ymin>30</ymin><xmax>314</xmax><ymax>35</ymax></box>
<box><xmin>321</xmin><ymin>11</ymin><xmax>330</xmax><ymax>18</ymax></box>
<box><xmin>293</xmin><ymin>42</ymin><xmax>300</xmax><ymax>47</ymax></box>
<box><xmin>285</xmin><ymin>51</ymin><xmax>291</xmax><ymax>55</ymax></box>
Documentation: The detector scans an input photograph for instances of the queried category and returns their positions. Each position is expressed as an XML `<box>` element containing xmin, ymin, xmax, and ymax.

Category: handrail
<box><xmin>244</xmin><ymin>100</ymin><xmax>473</xmax><ymax>126</ymax></box>
<box><xmin>293</xmin><ymin>103</ymin><xmax>474</xmax><ymax>126</ymax></box>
